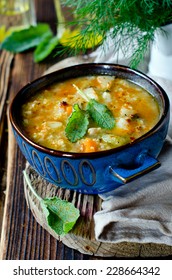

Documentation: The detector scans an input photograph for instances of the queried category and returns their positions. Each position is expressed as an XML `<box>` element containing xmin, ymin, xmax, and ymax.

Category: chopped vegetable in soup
<box><xmin>21</xmin><ymin>76</ymin><xmax>160</xmax><ymax>152</ymax></box>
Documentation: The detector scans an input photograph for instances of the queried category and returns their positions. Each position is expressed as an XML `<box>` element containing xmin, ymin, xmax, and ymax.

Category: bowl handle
<box><xmin>109</xmin><ymin>154</ymin><xmax>161</xmax><ymax>184</ymax></box>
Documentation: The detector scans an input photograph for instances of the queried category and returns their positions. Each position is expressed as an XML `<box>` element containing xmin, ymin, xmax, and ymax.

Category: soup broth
<box><xmin>21</xmin><ymin>75</ymin><xmax>160</xmax><ymax>153</ymax></box>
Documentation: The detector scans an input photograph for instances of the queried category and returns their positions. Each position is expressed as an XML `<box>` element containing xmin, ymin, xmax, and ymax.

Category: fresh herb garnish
<box><xmin>65</xmin><ymin>104</ymin><xmax>89</xmax><ymax>142</ymax></box>
<box><xmin>73</xmin><ymin>84</ymin><xmax>115</xmax><ymax>129</ymax></box>
<box><xmin>23</xmin><ymin>170</ymin><xmax>80</xmax><ymax>236</ymax></box>
<box><xmin>87</xmin><ymin>99</ymin><xmax>115</xmax><ymax>129</ymax></box>
<box><xmin>65</xmin><ymin>85</ymin><xmax>115</xmax><ymax>142</ymax></box>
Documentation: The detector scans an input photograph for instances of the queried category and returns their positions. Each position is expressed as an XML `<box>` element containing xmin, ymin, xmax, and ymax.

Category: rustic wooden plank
<box><xmin>0</xmin><ymin>51</ymin><xmax>13</xmax><ymax>129</ymax></box>
<box><xmin>0</xmin><ymin>50</ymin><xmax>13</xmax><ymax>151</ymax></box>
<box><xmin>0</xmin><ymin>50</ymin><xmax>13</xmax><ymax>239</ymax></box>
<box><xmin>1</xmin><ymin>50</ymin><xmax>46</xmax><ymax>259</ymax></box>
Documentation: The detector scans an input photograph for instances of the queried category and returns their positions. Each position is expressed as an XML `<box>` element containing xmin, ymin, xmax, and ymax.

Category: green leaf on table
<box><xmin>23</xmin><ymin>170</ymin><xmax>80</xmax><ymax>236</ymax></box>
<box><xmin>65</xmin><ymin>104</ymin><xmax>89</xmax><ymax>142</ymax></box>
<box><xmin>34</xmin><ymin>35</ymin><xmax>59</xmax><ymax>62</ymax></box>
<box><xmin>41</xmin><ymin>197</ymin><xmax>80</xmax><ymax>236</ymax></box>
<box><xmin>1</xmin><ymin>23</ymin><xmax>53</xmax><ymax>53</ymax></box>
<box><xmin>87</xmin><ymin>99</ymin><xmax>115</xmax><ymax>129</ymax></box>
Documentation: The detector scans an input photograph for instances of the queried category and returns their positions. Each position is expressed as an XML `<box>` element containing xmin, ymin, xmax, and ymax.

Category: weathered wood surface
<box><xmin>0</xmin><ymin>51</ymin><xmax>13</xmax><ymax>141</ymax></box>
<box><xmin>0</xmin><ymin>50</ymin><xmax>13</xmax><ymax>237</ymax></box>
<box><xmin>0</xmin><ymin>49</ymin><xmax>50</xmax><ymax>260</ymax></box>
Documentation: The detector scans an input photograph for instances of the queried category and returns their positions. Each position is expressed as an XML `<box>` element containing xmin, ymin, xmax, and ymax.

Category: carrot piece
<box><xmin>60</xmin><ymin>101</ymin><xmax>73</xmax><ymax>116</ymax></box>
<box><xmin>82</xmin><ymin>138</ymin><xmax>98</xmax><ymax>152</ymax></box>
<box><xmin>66</xmin><ymin>105</ymin><xmax>73</xmax><ymax>116</ymax></box>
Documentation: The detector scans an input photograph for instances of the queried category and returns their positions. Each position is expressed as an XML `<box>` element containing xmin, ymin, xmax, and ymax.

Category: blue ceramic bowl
<box><xmin>9</xmin><ymin>64</ymin><xmax>170</xmax><ymax>194</ymax></box>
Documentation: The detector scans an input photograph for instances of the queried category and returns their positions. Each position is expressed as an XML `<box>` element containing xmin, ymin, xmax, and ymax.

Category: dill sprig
<box><xmin>56</xmin><ymin>0</ymin><xmax>172</xmax><ymax>68</ymax></box>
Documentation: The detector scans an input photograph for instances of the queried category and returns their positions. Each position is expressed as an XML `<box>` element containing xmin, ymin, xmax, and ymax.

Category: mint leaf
<box><xmin>41</xmin><ymin>197</ymin><xmax>80</xmax><ymax>236</ymax></box>
<box><xmin>1</xmin><ymin>23</ymin><xmax>53</xmax><ymax>52</ymax></box>
<box><xmin>23</xmin><ymin>170</ymin><xmax>80</xmax><ymax>236</ymax></box>
<box><xmin>87</xmin><ymin>99</ymin><xmax>115</xmax><ymax>129</ymax></box>
<box><xmin>73</xmin><ymin>84</ymin><xmax>115</xmax><ymax>129</ymax></box>
<box><xmin>65</xmin><ymin>104</ymin><xmax>89</xmax><ymax>142</ymax></box>
<box><xmin>34</xmin><ymin>35</ymin><xmax>59</xmax><ymax>62</ymax></box>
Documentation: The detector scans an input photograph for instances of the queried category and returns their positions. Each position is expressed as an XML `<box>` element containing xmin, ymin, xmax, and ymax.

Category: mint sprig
<box><xmin>65</xmin><ymin>104</ymin><xmax>89</xmax><ymax>142</ymax></box>
<box><xmin>87</xmin><ymin>99</ymin><xmax>115</xmax><ymax>129</ymax></box>
<box><xmin>41</xmin><ymin>197</ymin><xmax>80</xmax><ymax>236</ymax></box>
<box><xmin>65</xmin><ymin>85</ymin><xmax>115</xmax><ymax>143</ymax></box>
<box><xmin>23</xmin><ymin>170</ymin><xmax>80</xmax><ymax>236</ymax></box>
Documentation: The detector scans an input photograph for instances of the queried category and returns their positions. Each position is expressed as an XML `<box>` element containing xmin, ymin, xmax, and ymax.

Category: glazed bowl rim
<box><xmin>9</xmin><ymin>63</ymin><xmax>170</xmax><ymax>159</ymax></box>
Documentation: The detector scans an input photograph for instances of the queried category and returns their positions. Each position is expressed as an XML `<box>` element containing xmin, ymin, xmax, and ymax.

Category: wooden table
<box><xmin>1</xmin><ymin>0</ymin><xmax>172</xmax><ymax>260</ymax></box>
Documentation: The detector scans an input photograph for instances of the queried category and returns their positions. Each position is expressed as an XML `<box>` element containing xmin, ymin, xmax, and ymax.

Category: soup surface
<box><xmin>21</xmin><ymin>75</ymin><xmax>160</xmax><ymax>153</ymax></box>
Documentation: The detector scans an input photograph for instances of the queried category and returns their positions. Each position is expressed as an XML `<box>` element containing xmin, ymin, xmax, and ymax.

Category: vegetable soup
<box><xmin>21</xmin><ymin>75</ymin><xmax>160</xmax><ymax>153</ymax></box>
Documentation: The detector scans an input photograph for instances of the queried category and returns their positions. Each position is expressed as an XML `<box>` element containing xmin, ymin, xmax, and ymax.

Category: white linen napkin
<box><xmin>94</xmin><ymin>76</ymin><xmax>172</xmax><ymax>246</ymax></box>
<box><xmin>94</xmin><ymin>136</ymin><xmax>172</xmax><ymax>245</ymax></box>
